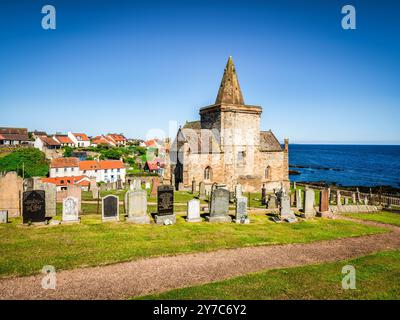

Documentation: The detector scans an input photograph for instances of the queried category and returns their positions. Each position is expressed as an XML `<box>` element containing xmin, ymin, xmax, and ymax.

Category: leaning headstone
<box><xmin>206</xmin><ymin>188</ymin><xmax>231</xmax><ymax>223</ymax></box>
<box><xmin>0</xmin><ymin>210</ymin><xmax>8</xmax><ymax>224</ymax></box>
<box><xmin>62</xmin><ymin>197</ymin><xmax>80</xmax><ymax>223</ymax></box>
<box><xmin>186</xmin><ymin>199</ymin><xmax>201</xmax><ymax>222</ymax></box>
<box><xmin>102</xmin><ymin>195</ymin><xmax>119</xmax><ymax>221</ymax></box>
<box><xmin>279</xmin><ymin>194</ymin><xmax>297</xmax><ymax>222</ymax></box>
<box><xmin>317</xmin><ymin>189</ymin><xmax>331</xmax><ymax>217</ymax></box>
<box><xmin>302</xmin><ymin>188</ymin><xmax>316</xmax><ymax>218</ymax></box>
<box><xmin>296</xmin><ymin>189</ymin><xmax>302</xmax><ymax>210</ymax></box>
<box><xmin>199</xmin><ymin>182</ymin><xmax>206</xmax><ymax>199</ymax></box>
<box><xmin>126</xmin><ymin>190</ymin><xmax>150</xmax><ymax>224</ymax></box>
<box><xmin>234</xmin><ymin>196</ymin><xmax>249</xmax><ymax>224</ymax></box>
<box><xmin>155</xmin><ymin>185</ymin><xmax>176</xmax><ymax>225</ymax></box>
<box><xmin>22</xmin><ymin>191</ymin><xmax>46</xmax><ymax>224</ymax></box>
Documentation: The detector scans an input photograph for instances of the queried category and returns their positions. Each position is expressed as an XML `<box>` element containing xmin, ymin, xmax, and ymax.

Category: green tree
<box><xmin>101</xmin><ymin>148</ymin><xmax>123</xmax><ymax>160</ymax></box>
<box><xmin>63</xmin><ymin>146</ymin><xmax>73</xmax><ymax>157</ymax></box>
<box><xmin>0</xmin><ymin>148</ymin><xmax>49</xmax><ymax>178</ymax></box>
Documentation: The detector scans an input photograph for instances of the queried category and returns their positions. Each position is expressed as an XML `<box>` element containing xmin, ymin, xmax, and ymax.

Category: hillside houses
<box><xmin>0</xmin><ymin>127</ymin><xmax>30</xmax><ymax>145</ymax></box>
<box><xmin>50</xmin><ymin>157</ymin><xmax>126</xmax><ymax>183</ymax></box>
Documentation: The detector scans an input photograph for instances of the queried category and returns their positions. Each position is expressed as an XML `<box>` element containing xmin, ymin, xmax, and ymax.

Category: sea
<box><xmin>288</xmin><ymin>145</ymin><xmax>400</xmax><ymax>188</ymax></box>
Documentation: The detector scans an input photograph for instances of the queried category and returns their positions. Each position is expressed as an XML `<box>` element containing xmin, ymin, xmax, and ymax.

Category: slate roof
<box><xmin>259</xmin><ymin>130</ymin><xmax>283</xmax><ymax>152</ymax></box>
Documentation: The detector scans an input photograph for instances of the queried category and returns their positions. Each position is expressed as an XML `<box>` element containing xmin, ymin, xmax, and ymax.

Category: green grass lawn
<box><xmin>345</xmin><ymin>211</ymin><xmax>400</xmax><ymax>227</ymax></box>
<box><xmin>137</xmin><ymin>250</ymin><xmax>400</xmax><ymax>300</ymax></box>
<box><xmin>0</xmin><ymin>213</ymin><xmax>387</xmax><ymax>278</ymax></box>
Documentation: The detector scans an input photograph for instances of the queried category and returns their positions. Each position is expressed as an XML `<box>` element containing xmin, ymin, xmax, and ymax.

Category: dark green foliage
<box><xmin>63</xmin><ymin>146</ymin><xmax>73</xmax><ymax>157</ymax></box>
<box><xmin>0</xmin><ymin>148</ymin><xmax>49</xmax><ymax>178</ymax></box>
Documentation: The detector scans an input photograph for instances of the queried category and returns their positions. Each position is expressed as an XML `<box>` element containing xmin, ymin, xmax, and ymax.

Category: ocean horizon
<box><xmin>288</xmin><ymin>144</ymin><xmax>400</xmax><ymax>188</ymax></box>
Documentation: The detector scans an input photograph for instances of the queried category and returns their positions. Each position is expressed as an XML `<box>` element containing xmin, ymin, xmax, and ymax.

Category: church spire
<box><xmin>215</xmin><ymin>56</ymin><xmax>245</xmax><ymax>105</ymax></box>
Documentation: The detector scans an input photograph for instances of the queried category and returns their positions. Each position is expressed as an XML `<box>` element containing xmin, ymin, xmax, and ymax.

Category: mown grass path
<box><xmin>0</xmin><ymin>217</ymin><xmax>399</xmax><ymax>300</ymax></box>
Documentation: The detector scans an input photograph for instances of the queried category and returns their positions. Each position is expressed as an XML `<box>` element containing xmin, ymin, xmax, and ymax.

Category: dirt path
<box><xmin>1</xmin><ymin>218</ymin><xmax>399</xmax><ymax>300</ymax></box>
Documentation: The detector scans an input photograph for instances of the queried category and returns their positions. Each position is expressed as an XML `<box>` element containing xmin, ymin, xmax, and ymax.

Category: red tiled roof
<box><xmin>145</xmin><ymin>139</ymin><xmax>159</xmax><ymax>147</ymax></box>
<box><xmin>73</xmin><ymin>133</ymin><xmax>89</xmax><ymax>141</ymax></box>
<box><xmin>107</xmin><ymin>134</ymin><xmax>126</xmax><ymax>142</ymax></box>
<box><xmin>55</xmin><ymin>135</ymin><xmax>73</xmax><ymax>144</ymax></box>
<box><xmin>50</xmin><ymin>157</ymin><xmax>79</xmax><ymax>168</ymax></box>
<box><xmin>40</xmin><ymin>136</ymin><xmax>61</xmax><ymax>146</ymax></box>
<box><xmin>91</xmin><ymin>136</ymin><xmax>115</xmax><ymax>146</ymax></box>
<box><xmin>79</xmin><ymin>160</ymin><xmax>124</xmax><ymax>171</ymax></box>
<box><xmin>146</xmin><ymin>161</ymin><xmax>159</xmax><ymax>171</ymax></box>
<box><xmin>42</xmin><ymin>175</ymin><xmax>90</xmax><ymax>186</ymax></box>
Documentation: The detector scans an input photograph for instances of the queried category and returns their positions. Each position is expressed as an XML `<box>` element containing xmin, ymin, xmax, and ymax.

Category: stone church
<box><xmin>165</xmin><ymin>56</ymin><xmax>289</xmax><ymax>192</ymax></box>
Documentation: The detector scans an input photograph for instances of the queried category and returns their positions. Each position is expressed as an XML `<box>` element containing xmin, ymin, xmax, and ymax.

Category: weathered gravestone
<box><xmin>62</xmin><ymin>196</ymin><xmax>79</xmax><ymax>223</ymax></box>
<box><xmin>102</xmin><ymin>195</ymin><xmax>119</xmax><ymax>221</ymax></box>
<box><xmin>206</xmin><ymin>188</ymin><xmax>231</xmax><ymax>223</ymax></box>
<box><xmin>290</xmin><ymin>192</ymin><xmax>295</xmax><ymax>207</ymax></box>
<box><xmin>191</xmin><ymin>178</ymin><xmax>197</xmax><ymax>194</ymax></box>
<box><xmin>92</xmin><ymin>188</ymin><xmax>99</xmax><ymax>200</ymax></box>
<box><xmin>131</xmin><ymin>179</ymin><xmax>141</xmax><ymax>191</ymax></box>
<box><xmin>302</xmin><ymin>188</ymin><xmax>316</xmax><ymax>218</ymax></box>
<box><xmin>199</xmin><ymin>181</ymin><xmax>206</xmax><ymax>200</ymax></box>
<box><xmin>145</xmin><ymin>182</ymin><xmax>151</xmax><ymax>190</ymax></box>
<box><xmin>261</xmin><ymin>184</ymin><xmax>267</xmax><ymax>205</ymax></box>
<box><xmin>126</xmin><ymin>190</ymin><xmax>150</xmax><ymax>224</ymax></box>
<box><xmin>336</xmin><ymin>190</ymin><xmax>342</xmax><ymax>206</ymax></box>
<box><xmin>25</xmin><ymin>178</ymin><xmax>57</xmax><ymax>218</ymax></box>
<box><xmin>116</xmin><ymin>179</ymin><xmax>123</xmax><ymax>190</ymax></box>
<box><xmin>186</xmin><ymin>199</ymin><xmax>201</xmax><ymax>222</ymax></box>
<box><xmin>352</xmin><ymin>192</ymin><xmax>356</xmax><ymax>204</ymax></box>
<box><xmin>317</xmin><ymin>189</ymin><xmax>331</xmax><ymax>217</ymax></box>
<box><xmin>234</xmin><ymin>196</ymin><xmax>249</xmax><ymax>224</ymax></box>
<box><xmin>344</xmin><ymin>197</ymin><xmax>349</xmax><ymax>205</ymax></box>
<box><xmin>66</xmin><ymin>185</ymin><xmax>82</xmax><ymax>214</ymax></box>
<box><xmin>235</xmin><ymin>184</ymin><xmax>242</xmax><ymax>199</ymax></box>
<box><xmin>0</xmin><ymin>210</ymin><xmax>8</xmax><ymax>224</ymax></box>
<box><xmin>296</xmin><ymin>188</ymin><xmax>302</xmax><ymax>210</ymax></box>
<box><xmin>23</xmin><ymin>191</ymin><xmax>46</xmax><ymax>224</ymax></box>
<box><xmin>155</xmin><ymin>185</ymin><xmax>176</xmax><ymax>225</ymax></box>
<box><xmin>150</xmin><ymin>178</ymin><xmax>159</xmax><ymax>197</ymax></box>
<box><xmin>279</xmin><ymin>194</ymin><xmax>297</xmax><ymax>222</ymax></box>
<box><xmin>89</xmin><ymin>178</ymin><xmax>97</xmax><ymax>191</ymax></box>
<box><xmin>0</xmin><ymin>172</ymin><xmax>23</xmax><ymax>217</ymax></box>
<box><xmin>267</xmin><ymin>194</ymin><xmax>277</xmax><ymax>209</ymax></box>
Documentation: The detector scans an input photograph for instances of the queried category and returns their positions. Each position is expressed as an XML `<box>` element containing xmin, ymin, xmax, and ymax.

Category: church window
<box><xmin>237</xmin><ymin>151</ymin><xmax>246</xmax><ymax>164</ymax></box>
<box><xmin>265</xmin><ymin>166</ymin><xmax>271</xmax><ymax>180</ymax></box>
<box><xmin>204</xmin><ymin>166</ymin><xmax>212</xmax><ymax>180</ymax></box>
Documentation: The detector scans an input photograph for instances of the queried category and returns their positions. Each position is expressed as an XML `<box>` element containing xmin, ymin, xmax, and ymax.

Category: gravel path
<box><xmin>1</xmin><ymin>218</ymin><xmax>399</xmax><ymax>300</ymax></box>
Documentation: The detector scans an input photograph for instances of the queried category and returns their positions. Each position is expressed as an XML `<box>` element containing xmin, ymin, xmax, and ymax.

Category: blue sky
<box><xmin>0</xmin><ymin>0</ymin><xmax>399</xmax><ymax>143</ymax></box>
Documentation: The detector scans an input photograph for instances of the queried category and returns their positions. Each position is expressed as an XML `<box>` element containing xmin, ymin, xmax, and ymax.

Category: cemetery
<box><xmin>0</xmin><ymin>171</ymin><xmax>399</xmax><ymax>301</ymax></box>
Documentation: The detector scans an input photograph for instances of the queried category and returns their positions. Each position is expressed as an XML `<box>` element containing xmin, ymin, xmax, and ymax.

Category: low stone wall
<box><xmin>330</xmin><ymin>204</ymin><xmax>382</xmax><ymax>214</ymax></box>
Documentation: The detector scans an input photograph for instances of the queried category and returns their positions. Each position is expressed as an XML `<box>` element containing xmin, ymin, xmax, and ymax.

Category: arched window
<box><xmin>265</xmin><ymin>166</ymin><xmax>271</xmax><ymax>180</ymax></box>
<box><xmin>204</xmin><ymin>166</ymin><xmax>212</xmax><ymax>181</ymax></box>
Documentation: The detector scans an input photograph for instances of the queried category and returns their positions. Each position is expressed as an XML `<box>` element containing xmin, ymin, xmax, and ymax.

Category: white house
<box><xmin>68</xmin><ymin>132</ymin><xmax>91</xmax><ymax>148</ymax></box>
<box><xmin>34</xmin><ymin>136</ymin><xmax>62</xmax><ymax>152</ymax></box>
<box><xmin>50</xmin><ymin>157</ymin><xmax>126</xmax><ymax>183</ymax></box>
<box><xmin>53</xmin><ymin>135</ymin><xmax>74</xmax><ymax>147</ymax></box>
<box><xmin>50</xmin><ymin>157</ymin><xmax>81</xmax><ymax>178</ymax></box>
